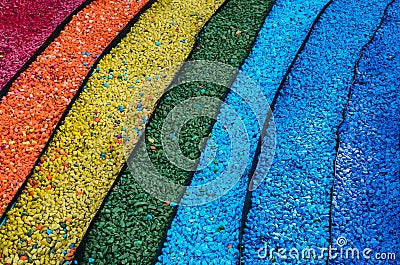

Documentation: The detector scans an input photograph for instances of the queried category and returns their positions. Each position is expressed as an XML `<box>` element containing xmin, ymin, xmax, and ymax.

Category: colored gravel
<box><xmin>0</xmin><ymin>0</ymin><xmax>224</xmax><ymax>264</ymax></box>
<box><xmin>0</xmin><ymin>0</ymin><xmax>150</xmax><ymax>215</ymax></box>
<box><xmin>77</xmin><ymin>0</ymin><xmax>274</xmax><ymax>264</ymax></box>
<box><xmin>330</xmin><ymin>1</ymin><xmax>399</xmax><ymax>263</ymax></box>
<box><xmin>242</xmin><ymin>0</ymin><xmax>392</xmax><ymax>264</ymax></box>
<box><xmin>158</xmin><ymin>0</ymin><xmax>331</xmax><ymax>264</ymax></box>
<box><xmin>0</xmin><ymin>0</ymin><xmax>86</xmax><ymax>90</ymax></box>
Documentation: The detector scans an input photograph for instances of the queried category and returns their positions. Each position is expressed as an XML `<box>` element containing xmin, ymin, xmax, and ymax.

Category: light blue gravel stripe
<box><xmin>330</xmin><ymin>1</ymin><xmax>400</xmax><ymax>264</ymax></box>
<box><xmin>242</xmin><ymin>0</ymin><xmax>392</xmax><ymax>264</ymax></box>
<box><xmin>157</xmin><ymin>0</ymin><xmax>329</xmax><ymax>264</ymax></box>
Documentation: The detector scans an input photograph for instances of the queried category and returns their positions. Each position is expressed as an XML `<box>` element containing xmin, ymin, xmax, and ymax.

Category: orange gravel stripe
<box><xmin>0</xmin><ymin>0</ymin><xmax>149</xmax><ymax>215</ymax></box>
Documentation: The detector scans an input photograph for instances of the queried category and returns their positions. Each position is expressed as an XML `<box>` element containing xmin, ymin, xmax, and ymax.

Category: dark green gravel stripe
<box><xmin>78</xmin><ymin>0</ymin><xmax>274</xmax><ymax>264</ymax></box>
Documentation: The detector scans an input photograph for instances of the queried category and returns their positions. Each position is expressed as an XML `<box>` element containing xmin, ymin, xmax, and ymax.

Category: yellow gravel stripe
<box><xmin>0</xmin><ymin>0</ymin><xmax>224</xmax><ymax>264</ymax></box>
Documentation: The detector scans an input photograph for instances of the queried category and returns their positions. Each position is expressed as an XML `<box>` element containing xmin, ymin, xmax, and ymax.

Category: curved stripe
<box><xmin>0</xmin><ymin>0</ymin><xmax>224</xmax><ymax>264</ymax></box>
<box><xmin>330</xmin><ymin>1</ymin><xmax>399</xmax><ymax>263</ymax></box>
<box><xmin>242</xmin><ymin>0</ymin><xmax>392</xmax><ymax>264</ymax></box>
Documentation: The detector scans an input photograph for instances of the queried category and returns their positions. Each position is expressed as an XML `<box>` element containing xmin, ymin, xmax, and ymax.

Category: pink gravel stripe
<box><xmin>0</xmin><ymin>0</ymin><xmax>87</xmax><ymax>90</ymax></box>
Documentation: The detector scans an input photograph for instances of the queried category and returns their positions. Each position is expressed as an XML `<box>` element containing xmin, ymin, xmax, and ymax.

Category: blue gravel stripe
<box><xmin>242</xmin><ymin>0</ymin><xmax>392</xmax><ymax>264</ymax></box>
<box><xmin>157</xmin><ymin>0</ymin><xmax>329</xmax><ymax>264</ymax></box>
<box><xmin>330</xmin><ymin>1</ymin><xmax>400</xmax><ymax>264</ymax></box>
